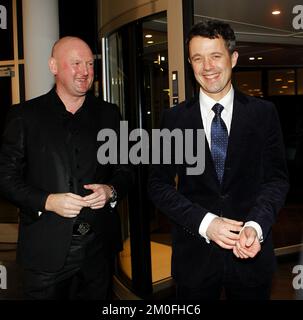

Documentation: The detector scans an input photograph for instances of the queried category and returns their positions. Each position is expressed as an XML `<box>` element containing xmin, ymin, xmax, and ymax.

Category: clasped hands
<box><xmin>45</xmin><ymin>184</ymin><xmax>112</xmax><ymax>218</ymax></box>
<box><xmin>206</xmin><ymin>217</ymin><xmax>261</xmax><ymax>259</ymax></box>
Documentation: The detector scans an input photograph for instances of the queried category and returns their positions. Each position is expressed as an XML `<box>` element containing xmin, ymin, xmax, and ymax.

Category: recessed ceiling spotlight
<box><xmin>249</xmin><ymin>57</ymin><xmax>255</xmax><ymax>61</ymax></box>
<box><xmin>145</xmin><ymin>34</ymin><xmax>153</xmax><ymax>38</ymax></box>
<box><xmin>257</xmin><ymin>57</ymin><xmax>263</xmax><ymax>60</ymax></box>
<box><xmin>147</xmin><ymin>40</ymin><xmax>154</xmax><ymax>44</ymax></box>
<box><xmin>272</xmin><ymin>10</ymin><xmax>281</xmax><ymax>15</ymax></box>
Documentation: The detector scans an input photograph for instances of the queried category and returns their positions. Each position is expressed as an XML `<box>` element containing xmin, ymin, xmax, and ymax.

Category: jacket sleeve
<box><xmin>246</xmin><ymin>104</ymin><xmax>289</xmax><ymax>240</ymax></box>
<box><xmin>0</xmin><ymin>107</ymin><xmax>49</xmax><ymax>213</ymax></box>
<box><xmin>148</xmin><ymin>108</ymin><xmax>208</xmax><ymax>234</ymax></box>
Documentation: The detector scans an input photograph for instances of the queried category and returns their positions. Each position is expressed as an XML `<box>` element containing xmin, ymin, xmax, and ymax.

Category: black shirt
<box><xmin>51</xmin><ymin>89</ymin><xmax>107</xmax><ymax>225</ymax></box>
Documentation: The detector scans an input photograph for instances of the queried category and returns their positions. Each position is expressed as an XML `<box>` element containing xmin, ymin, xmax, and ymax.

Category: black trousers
<box><xmin>176</xmin><ymin>278</ymin><xmax>272</xmax><ymax>300</ymax></box>
<box><xmin>176</xmin><ymin>249</ymin><xmax>272</xmax><ymax>300</ymax></box>
<box><xmin>22</xmin><ymin>233</ymin><xmax>114</xmax><ymax>300</ymax></box>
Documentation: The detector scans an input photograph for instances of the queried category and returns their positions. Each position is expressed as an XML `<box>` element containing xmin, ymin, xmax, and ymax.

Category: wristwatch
<box><xmin>108</xmin><ymin>185</ymin><xmax>117</xmax><ymax>208</ymax></box>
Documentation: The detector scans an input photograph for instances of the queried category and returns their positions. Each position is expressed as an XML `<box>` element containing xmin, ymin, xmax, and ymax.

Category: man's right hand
<box><xmin>206</xmin><ymin>217</ymin><xmax>243</xmax><ymax>249</ymax></box>
<box><xmin>45</xmin><ymin>193</ymin><xmax>90</xmax><ymax>218</ymax></box>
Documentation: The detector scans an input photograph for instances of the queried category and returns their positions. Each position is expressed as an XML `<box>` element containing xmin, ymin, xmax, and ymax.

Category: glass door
<box><xmin>0</xmin><ymin>67</ymin><xmax>19</xmax><ymax>224</ymax></box>
<box><xmin>102</xmin><ymin>12</ymin><xmax>172</xmax><ymax>298</ymax></box>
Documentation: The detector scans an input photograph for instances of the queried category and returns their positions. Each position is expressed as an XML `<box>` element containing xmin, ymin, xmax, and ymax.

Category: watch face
<box><xmin>112</xmin><ymin>191</ymin><xmax>117</xmax><ymax>201</ymax></box>
<box><xmin>110</xmin><ymin>186</ymin><xmax>117</xmax><ymax>202</ymax></box>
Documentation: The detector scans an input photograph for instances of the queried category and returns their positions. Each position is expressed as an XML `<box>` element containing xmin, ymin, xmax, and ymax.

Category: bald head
<box><xmin>51</xmin><ymin>36</ymin><xmax>93</xmax><ymax>59</ymax></box>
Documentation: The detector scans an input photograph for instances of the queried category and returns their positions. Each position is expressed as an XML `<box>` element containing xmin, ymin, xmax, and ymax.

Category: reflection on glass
<box><xmin>297</xmin><ymin>69</ymin><xmax>303</xmax><ymax>95</ymax></box>
<box><xmin>102</xmin><ymin>31</ymin><xmax>131</xmax><ymax>281</ymax></box>
<box><xmin>233</xmin><ymin>71</ymin><xmax>262</xmax><ymax>97</ymax></box>
<box><xmin>268</xmin><ymin>69</ymin><xmax>295</xmax><ymax>96</ymax></box>
<box><xmin>106</xmin><ymin>32</ymin><xmax>125</xmax><ymax>118</ymax></box>
<box><xmin>142</xmin><ymin>14</ymin><xmax>172</xmax><ymax>284</ymax></box>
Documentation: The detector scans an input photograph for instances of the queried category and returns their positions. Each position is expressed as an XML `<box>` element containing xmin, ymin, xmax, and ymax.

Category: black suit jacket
<box><xmin>149</xmin><ymin>91</ymin><xmax>289</xmax><ymax>287</ymax></box>
<box><xmin>0</xmin><ymin>89</ymin><xmax>133</xmax><ymax>272</ymax></box>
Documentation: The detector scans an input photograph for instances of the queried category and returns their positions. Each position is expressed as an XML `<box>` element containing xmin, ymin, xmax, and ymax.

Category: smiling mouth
<box><xmin>203</xmin><ymin>73</ymin><xmax>220</xmax><ymax>80</ymax></box>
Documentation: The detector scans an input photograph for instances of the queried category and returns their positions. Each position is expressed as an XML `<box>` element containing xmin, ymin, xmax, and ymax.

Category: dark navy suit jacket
<box><xmin>149</xmin><ymin>91</ymin><xmax>289</xmax><ymax>287</ymax></box>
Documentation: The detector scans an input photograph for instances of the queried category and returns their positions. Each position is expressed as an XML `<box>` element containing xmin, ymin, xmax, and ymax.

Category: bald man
<box><xmin>0</xmin><ymin>37</ymin><xmax>133</xmax><ymax>299</ymax></box>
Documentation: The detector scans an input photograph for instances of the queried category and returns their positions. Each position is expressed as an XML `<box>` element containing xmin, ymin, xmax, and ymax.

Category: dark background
<box><xmin>58</xmin><ymin>0</ymin><xmax>99</xmax><ymax>54</ymax></box>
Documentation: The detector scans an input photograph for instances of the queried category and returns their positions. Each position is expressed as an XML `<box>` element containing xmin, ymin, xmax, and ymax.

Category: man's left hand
<box><xmin>83</xmin><ymin>184</ymin><xmax>112</xmax><ymax>209</ymax></box>
<box><xmin>233</xmin><ymin>226</ymin><xmax>261</xmax><ymax>259</ymax></box>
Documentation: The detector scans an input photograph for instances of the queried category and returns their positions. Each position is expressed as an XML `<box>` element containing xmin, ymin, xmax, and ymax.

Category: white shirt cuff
<box><xmin>242</xmin><ymin>221</ymin><xmax>263</xmax><ymax>243</ymax></box>
<box><xmin>199</xmin><ymin>212</ymin><xmax>218</xmax><ymax>243</ymax></box>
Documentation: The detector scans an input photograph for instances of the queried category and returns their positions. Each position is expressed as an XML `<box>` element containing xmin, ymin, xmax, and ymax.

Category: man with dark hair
<box><xmin>0</xmin><ymin>37</ymin><xmax>133</xmax><ymax>299</ymax></box>
<box><xmin>149</xmin><ymin>20</ymin><xmax>289</xmax><ymax>300</ymax></box>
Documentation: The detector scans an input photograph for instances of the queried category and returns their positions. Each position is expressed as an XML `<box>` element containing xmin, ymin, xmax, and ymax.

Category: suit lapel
<box><xmin>185</xmin><ymin>97</ymin><xmax>218</xmax><ymax>183</ymax></box>
<box><xmin>223</xmin><ymin>91</ymin><xmax>250</xmax><ymax>185</ymax></box>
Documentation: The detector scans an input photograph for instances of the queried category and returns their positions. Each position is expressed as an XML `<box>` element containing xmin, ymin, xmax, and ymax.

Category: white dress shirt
<box><xmin>197</xmin><ymin>87</ymin><xmax>263</xmax><ymax>243</ymax></box>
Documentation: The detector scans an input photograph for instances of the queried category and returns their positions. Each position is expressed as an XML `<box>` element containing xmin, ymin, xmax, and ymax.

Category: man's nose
<box><xmin>80</xmin><ymin>63</ymin><xmax>89</xmax><ymax>75</ymax></box>
<box><xmin>203</xmin><ymin>58</ymin><xmax>213</xmax><ymax>70</ymax></box>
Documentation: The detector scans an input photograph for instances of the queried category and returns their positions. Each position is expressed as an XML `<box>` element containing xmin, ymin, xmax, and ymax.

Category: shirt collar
<box><xmin>50</xmin><ymin>87</ymin><xmax>88</xmax><ymax>115</ymax></box>
<box><xmin>199</xmin><ymin>86</ymin><xmax>234</xmax><ymax>115</ymax></box>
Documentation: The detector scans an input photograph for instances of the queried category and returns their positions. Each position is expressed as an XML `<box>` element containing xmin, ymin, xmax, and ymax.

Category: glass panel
<box><xmin>102</xmin><ymin>31</ymin><xmax>131</xmax><ymax>282</ymax></box>
<box><xmin>102</xmin><ymin>12</ymin><xmax>171</xmax><ymax>287</ymax></box>
<box><xmin>233</xmin><ymin>71</ymin><xmax>263</xmax><ymax>97</ymax></box>
<box><xmin>142</xmin><ymin>14</ymin><xmax>171</xmax><ymax>284</ymax></box>
<box><xmin>297</xmin><ymin>69</ymin><xmax>303</xmax><ymax>95</ymax></box>
<box><xmin>0</xmin><ymin>0</ymin><xmax>14</xmax><ymax>60</ymax></box>
<box><xmin>104</xmin><ymin>32</ymin><xmax>125</xmax><ymax>117</ymax></box>
<box><xmin>0</xmin><ymin>71</ymin><xmax>19</xmax><ymax>224</ymax></box>
<box><xmin>268</xmin><ymin>69</ymin><xmax>295</xmax><ymax>96</ymax></box>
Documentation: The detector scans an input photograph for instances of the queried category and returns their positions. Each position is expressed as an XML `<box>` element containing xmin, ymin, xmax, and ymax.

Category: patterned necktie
<box><xmin>211</xmin><ymin>103</ymin><xmax>228</xmax><ymax>183</ymax></box>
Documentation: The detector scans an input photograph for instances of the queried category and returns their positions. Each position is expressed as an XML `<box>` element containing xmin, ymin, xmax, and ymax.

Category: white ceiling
<box><xmin>194</xmin><ymin>0</ymin><xmax>303</xmax><ymax>45</ymax></box>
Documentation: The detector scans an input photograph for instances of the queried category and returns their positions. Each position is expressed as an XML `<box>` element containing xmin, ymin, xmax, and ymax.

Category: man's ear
<box><xmin>48</xmin><ymin>57</ymin><xmax>57</xmax><ymax>75</ymax></box>
<box><xmin>231</xmin><ymin>51</ymin><xmax>239</xmax><ymax>69</ymax></box>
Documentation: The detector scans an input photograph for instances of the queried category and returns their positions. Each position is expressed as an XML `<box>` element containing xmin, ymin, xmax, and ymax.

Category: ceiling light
<box><xmin>257</xmin><ymin>57</ymin><xmax>263</xmax><ymax>60</ymax></box>
<box><xmin>272</xmin><ymin>10</ymin><xmax>281</xmax><ymax>15</ymax></box>
<box><xmin>145</xmin><ymin>34</ymin><xmax>153</xmax><ymax>38</ymax></box>
<box><xmin>147</xmin><ymin>40</ymin><xmax>154</xmax><ymax>44</ymax></box>
<box><xmin>275</xmin><ymin>78</ymin><xmax>283</xmax><ymax>82</ymax></box>
<box><xmin>249</xmin><ymin>57</ymin><xmax>255</xmax><ymax>61</ymax></box>
<box><xmin>288</xmin><ymin>80</ymin><xmax>295</xmax><ymax>83</ymax></box>
<box><xmin>161</xmin><ymin>56</ymin><xmax>166</xmax><ymax>61</ymax></box>
<box><xmin>281</xmin><ymin>85</ymin><xmax>288</xmax><ymax>89</ymax></box>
